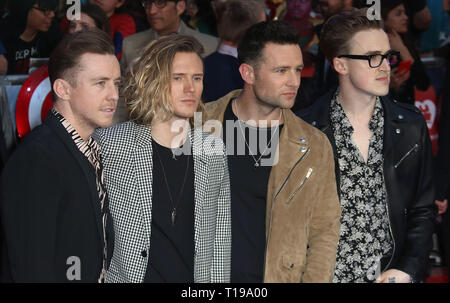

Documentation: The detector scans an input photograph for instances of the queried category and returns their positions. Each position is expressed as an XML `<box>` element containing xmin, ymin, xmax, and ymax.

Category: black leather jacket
<box><xmin>297</xmin><ymin>89</ymin><xmax>436</xmax><ymax>282</ymax></box>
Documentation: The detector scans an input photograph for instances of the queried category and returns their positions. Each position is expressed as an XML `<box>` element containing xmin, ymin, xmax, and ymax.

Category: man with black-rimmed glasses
<box><xmin>0</xmin><ymin>0</ymin><xmax>62</xmax><ymax>74</ymax></box>
<box><xmin>298</xmin><ymin>8</ymin><xmax>436</xmax><ymax>283</ymax></box>
<box><xmin>120</xmin><ymin>0</ymin><xmax>218</xmax><ymax>71</ymax></box>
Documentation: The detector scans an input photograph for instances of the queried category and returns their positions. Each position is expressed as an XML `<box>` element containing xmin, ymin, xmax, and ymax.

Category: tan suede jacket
<box><xmin>205</xmin><ymin>90</ymin><xmax>341</xmax><ymax>282</ymax></box>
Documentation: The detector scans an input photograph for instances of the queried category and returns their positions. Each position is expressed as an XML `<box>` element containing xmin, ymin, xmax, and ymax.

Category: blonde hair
<box><xmin>124</xmin><ymin>34</ymin><xmax>205</xmax><ymax>125</ymax></box>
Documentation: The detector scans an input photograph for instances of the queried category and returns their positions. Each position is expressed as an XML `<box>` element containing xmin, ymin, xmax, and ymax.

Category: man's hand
<box><xmin>435</xmin><ymin>199</ymin><xmax>448</xmax><ymax>215</ymax></box>
<box><xmin>375</xmin><ymin>269</ymin><xmax>412</xmax><ymax>283</ymax></box>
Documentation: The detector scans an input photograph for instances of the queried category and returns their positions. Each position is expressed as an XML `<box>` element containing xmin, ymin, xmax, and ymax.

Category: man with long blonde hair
<box><xmin>94</xmin><ymin>34</ymin><xmax>231</xmax><ymax>283</ymax></box>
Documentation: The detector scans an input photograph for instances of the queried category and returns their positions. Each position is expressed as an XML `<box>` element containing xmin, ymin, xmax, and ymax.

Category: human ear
<box><xmin>239</xmin><ymin>63</ymin><xmax>255</xmax><ymax>85</ymax></box>
<box><xmin>53</xmin><ymin>79</ymin><xmax>72</xmax><ymax>101</ymax></box>
<box><xmin>333</xmin><ymin>57</ymin><xmax>347</xmax><ymax>75</ymax></box>
<box><xmin>176</xmin><ymin>0</ymin><xmax>186</xmax><ymax>15</ymax></box>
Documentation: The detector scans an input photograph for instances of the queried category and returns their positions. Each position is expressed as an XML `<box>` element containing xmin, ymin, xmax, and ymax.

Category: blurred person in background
<box><xmin>184</xmin><ymin>0</ymin><xmax>218</xmax><ymax>36</ymax></box>
<box><xmin>295</xmin><ymin>0</ymin><xmax>353</xmax><ymax>110</ymax></box>
<box><xmin>419</xmin><ymin>0</ymin><xmax>449</xmax><ymax>54</ymax></box>
<box><xmin>0</xmin><ymin>0</ymin><xmax>62</xmax><ymax>74</ymax></box>
<box><xmin>381</xmin><ymin>0</ymin><xmax>430</xmax><ymax>105</ymax></box>
<box><xmin>404</xmin><ymin>0</ymin><xmax>432</xmax><ymax>43</ymax></box>
<box><xmin>89</xmin><ymin>0</ymin><xmax>136</xmax><ymax>59</ymax></box>
<box><xmin>202</xmin><ymin>0</ymin><xmax>266</xmax><ymax>102</ymax></box>
<box><xmin>60</xmin><ymin>1</ymin><xmax>135</xmax><ymax>58</ymax></box>
<box><xmin>121</xmin><ymin>0</ymin><xmax>218</xmax><ymax>71</ymax></box>
<box><xmin>120</xmin><ymin>0</ymin><xmax>150</xmax><ymax>32</ymax></box>
<box><xmin>68</xmin><ymin>3</ymin><xmax>111</xmax><ymax>35</ymax></box>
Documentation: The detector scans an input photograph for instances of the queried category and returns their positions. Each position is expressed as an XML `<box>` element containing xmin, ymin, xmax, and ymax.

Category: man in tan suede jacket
<box><xmin>205</xmin><ymin>21</ymin><xmax>341</xmax><ymax>283</ymax></box>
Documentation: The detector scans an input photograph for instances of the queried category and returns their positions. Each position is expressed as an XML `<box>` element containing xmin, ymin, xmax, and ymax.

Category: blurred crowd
<box><xmin>0</xmin><ymin>1</ymin><xmax>448</xmax><ymax>105</ymax></box>
<box><xmin>0</xmin><ymin>0</ymin><xmax>449</xmax><ymax>281</ymax></box>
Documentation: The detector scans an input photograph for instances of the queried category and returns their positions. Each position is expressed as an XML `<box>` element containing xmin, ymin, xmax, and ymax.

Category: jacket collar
<box><xmin>305</xmin><ymin>87</ymin><xmax>413</xmax><ymax>156</ymax></box>
<box><xmin>205</xmin><ymin>88</ymin><xmax>311</xmax><ymax>196</ymax></box>
<box><xmin>206</xmin><ymin>89</ymin><xmax>307</xmax><ymax>144</ymax></box>
<box><xmin>205</xmin><ymin>89</ymin><xmax>241</xmax><ymax>123</ymax></box>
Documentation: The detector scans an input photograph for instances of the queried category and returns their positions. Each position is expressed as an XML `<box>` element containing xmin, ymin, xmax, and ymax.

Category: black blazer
<box><xmin>202</xmin><ymin>51</ymin><xmax>244</xmax><ymax>103</ymax></box>
<box><xmin>297</xmin><ymin>89</ymin><xmax>436</xmax><ymax>282</ymax></box>
<box><xmin>0</xmin><ymin>111</ymin><xmax>114</xmax><ymax>282</ymax></box>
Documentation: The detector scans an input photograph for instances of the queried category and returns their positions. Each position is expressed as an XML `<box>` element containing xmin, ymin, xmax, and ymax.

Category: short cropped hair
<box><xmin>320</xmin><ymin>8</ymin><xmax>384</xmax><ymax>62</ymax></box>
<box><xmin>237</xmin><ymin>20</ymin><xmax>300</xmax><ymax>68</ymax></box>
<box><xmin>217</xmin><ymin>0</ymin><xmax>266</xmax><ymax>44</ymax></box>
<box><xmin>48</xmin><ymin>28</ymin><xmax>115</xmax><ymax>98</ymax></box>
<box><xmin>124</xmin><ymin>34</ymin><xmax>204</xmax><ymax>126</ymax></box>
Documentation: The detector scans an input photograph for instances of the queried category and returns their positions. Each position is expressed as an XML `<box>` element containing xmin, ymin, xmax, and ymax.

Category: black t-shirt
<box><xmin>144</xmin><ymin>139</ymin><xmax>195</xmax><ymax>283</ymax></box>
<box><xmin>0</xmin><ymin>18</ymin><xmax>62</xmax><ymax>74</ymax></box>
<box><xmin>4</xmin><ymin>35</ymin><xmax>40</xmax><ymax>74</ymax></box>
<box><xmin>222</xmin><ymin>100</ymin><xmax>283</xmax><ymax>283</ymax></box>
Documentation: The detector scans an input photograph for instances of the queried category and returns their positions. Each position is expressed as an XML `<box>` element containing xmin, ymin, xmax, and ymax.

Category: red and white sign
<box><xmin>15</xmin><ymin>65</ymin><xmax>53</xmax><ymax>138</ymax></box>
<box><xmin>415</xmin><ymin>86</ymin><xmax>439</xmax><ymax>156</ymax></box>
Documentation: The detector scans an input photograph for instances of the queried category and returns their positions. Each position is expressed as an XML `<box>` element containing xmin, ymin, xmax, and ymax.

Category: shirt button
<box><xmin>396</xmin><ymin>128</ymin><xmax>401</xmax><ymax>134</ymax></box>
<box><xmin>398</xmin><ymin>114</ymin><xmax>404</xmax><ymax>120</ymax></box>
<box><xmin>141</xmin><ymin>250</ymin><xmax>147</xmax><ymax>258</ymax></box>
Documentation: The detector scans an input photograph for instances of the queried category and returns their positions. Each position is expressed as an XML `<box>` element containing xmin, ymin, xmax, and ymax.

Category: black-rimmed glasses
<box><xmin>32</xmin><ymin>6</ymin><xmax>56</xmax><ymax>17</ymax></box>
<box><xmin>338</xmin><ymin>51</ymin><xmax>400</xmax><ymax>68</ymax></box>
<box><xmin>142</xmin><ymin>0</ymin><xmax>177</xmax><ymax>9</ymax></box>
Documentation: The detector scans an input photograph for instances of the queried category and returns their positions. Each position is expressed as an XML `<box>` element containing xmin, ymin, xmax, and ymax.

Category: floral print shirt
<box><xmin>330</xmin><ymin>93</ymin><xmax>393</xmax><ymax>283</ymax></box>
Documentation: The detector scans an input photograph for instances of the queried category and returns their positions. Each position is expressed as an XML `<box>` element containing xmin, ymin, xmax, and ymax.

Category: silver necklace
<box><xmin>153</xmin><ymin>141</ymin><xmax>190</xmax><ymax>226</ymax></box>
<box><xmin>233</xmin><ymin>99</ymin><xmax>282</xmax><ymax>168</ymax></box>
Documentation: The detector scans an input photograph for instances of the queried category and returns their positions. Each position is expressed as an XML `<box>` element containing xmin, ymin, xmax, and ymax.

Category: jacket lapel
<box><xmin>381</xmin><ymin>96</ymin><xmax>398</xmax><ymax>161</ymax></box>
<box><xmin>46</xmin><ymin>112</ymin><xmax>104</xmax><ymax>244</ymax></box>
<box><xmin>265</xmin><ymin>109</ymin><xmax>310</xmax><ymax>234</ymax></box>
<box><xmin>134</xmin><ymin>124</ymin><xmax>154</xmax><ymax>248</ymax></box>
<box><xmin>192</xmin><ymin>128</ymin><xmax>210</xmax><ymax>280</ymax></box>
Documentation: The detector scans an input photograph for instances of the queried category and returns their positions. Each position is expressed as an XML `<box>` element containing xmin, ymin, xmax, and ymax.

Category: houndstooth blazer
<box><xmin>93</xmin><ymin>122</ymin><xmax>231</xmax><ymax>283</ymax></box>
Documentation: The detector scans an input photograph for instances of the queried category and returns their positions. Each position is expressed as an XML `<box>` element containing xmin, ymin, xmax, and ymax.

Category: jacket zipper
<box><xmin>286</xmin><ymin>167</ymin><xmax>313</xmax><ymax>204</ymax></box>
<box><xmin>263</xmin><ymin>147</ymin><xmax>310</xmax><ymax>280</ymax></box>
<box><xmin>382</xmin><ymin>182</ymin><xmax>396</xmax><ymax>275</ymax></box>
<box><xmin>394</xmin><ymin>144</ymin><xmax>419</xmax><ymax>169</ymax></box>
<box><xmin>382</xmin><ymin>147</ymin><xmax>418</xmax><ymax>275</ymax></box>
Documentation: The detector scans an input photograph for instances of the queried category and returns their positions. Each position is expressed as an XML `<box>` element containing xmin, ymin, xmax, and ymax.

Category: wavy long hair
<box><xmin>124</xmin><ymin>34</ymin><xmax>205</xmax><ymax>126</ymax></box>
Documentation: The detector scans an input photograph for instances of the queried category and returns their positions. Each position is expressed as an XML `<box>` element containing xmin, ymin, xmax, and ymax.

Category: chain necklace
<box><xmin>153</xmin><ymin>140</ymin><xmax>190</xmax><ymax>226</ymax></box>
<box><xmin>233</xmin><ymin>99</ymin><xmax>282</xmax><ymax>168</ymax></box>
